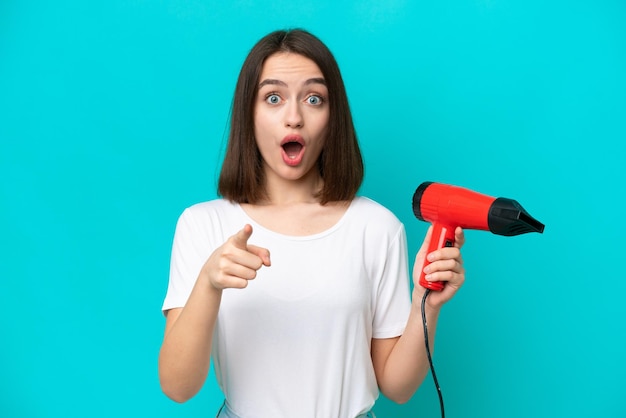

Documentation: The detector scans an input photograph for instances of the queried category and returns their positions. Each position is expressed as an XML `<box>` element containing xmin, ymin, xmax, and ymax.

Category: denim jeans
<box><xmin>216</xmin><ymin>403</ymin><xmax>377</xmax><ymax>418</ymax></box>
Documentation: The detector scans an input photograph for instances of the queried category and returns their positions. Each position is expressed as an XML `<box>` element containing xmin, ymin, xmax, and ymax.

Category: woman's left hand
<box><xmin>412</xmin><ymin>226</ymin><xmax>466</xmax><ymax>308</ymax></box>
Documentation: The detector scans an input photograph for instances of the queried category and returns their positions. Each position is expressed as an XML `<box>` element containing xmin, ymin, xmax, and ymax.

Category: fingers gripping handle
<box><xmin>419</xmin><ymin>222</ymin><xmax>455</xmax><ymax>292</ymax></box>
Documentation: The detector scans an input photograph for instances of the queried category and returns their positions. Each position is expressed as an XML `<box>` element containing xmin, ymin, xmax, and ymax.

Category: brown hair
<box><xmin>217</xmin><ymin>29</ymin><xmax>364</xmax><ymax>204</ymax></box>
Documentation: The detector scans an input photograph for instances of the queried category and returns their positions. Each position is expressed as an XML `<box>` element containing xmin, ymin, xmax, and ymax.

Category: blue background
<box><xmin>1</xmin><ymin>1</ymin><xmax>625</xmax><ymax>417</ymax></box>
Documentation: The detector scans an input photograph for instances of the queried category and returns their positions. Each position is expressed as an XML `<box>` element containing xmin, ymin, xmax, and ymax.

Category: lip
<box><xmin>280</xmin><ymin>134</ymin><xmax>305</xmax><ymax>166</ymax></box>
<box><xmin>280</xmin><ymin>134</ymin><xmax>305</xmax><ymax>147</ymax></box>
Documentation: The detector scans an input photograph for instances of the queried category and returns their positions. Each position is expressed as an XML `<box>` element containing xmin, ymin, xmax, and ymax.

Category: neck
<box><xmin>261</xmin><ymin>169</ymin><xmax>323</xmax><ymax>206</ymax></box>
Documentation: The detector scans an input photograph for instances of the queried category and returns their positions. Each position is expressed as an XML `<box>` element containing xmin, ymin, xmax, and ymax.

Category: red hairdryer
<box><xmin>412</xmin><ymin>182</ymin><xmax>545</xmax><ymax>291</ymax></box>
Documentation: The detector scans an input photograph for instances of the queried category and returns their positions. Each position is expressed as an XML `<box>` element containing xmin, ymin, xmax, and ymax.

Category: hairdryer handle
<box><xmin>419</xmin><ymin>222</ymin><xmax>456</xmax><ymax>292</ymax></box>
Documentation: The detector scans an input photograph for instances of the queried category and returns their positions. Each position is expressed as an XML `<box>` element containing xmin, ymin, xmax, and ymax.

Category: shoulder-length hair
<box><xmin>217</xmin><ymin>29</ymin><xmax>364</xmax><ymax>204</ymax></box>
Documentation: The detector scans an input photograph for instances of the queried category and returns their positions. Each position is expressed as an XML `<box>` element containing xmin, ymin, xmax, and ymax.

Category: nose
<box><xmin>284</xmin><ymin>100</ymin><xmax>303</xmax><ymax>128</ymax></box>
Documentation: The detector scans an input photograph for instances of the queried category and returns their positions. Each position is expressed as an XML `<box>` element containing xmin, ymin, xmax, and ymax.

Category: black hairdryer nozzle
<box><xmin>488</xmin><ymin>198</ymin><xmax>545</xmax><ymax>236</ymax></box>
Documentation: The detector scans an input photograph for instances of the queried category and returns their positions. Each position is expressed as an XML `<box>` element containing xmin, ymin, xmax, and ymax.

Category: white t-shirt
<box><xmin>162</xmin><ymin>197</ymin><xmax>412</xmax><ymax>418</ymax></box>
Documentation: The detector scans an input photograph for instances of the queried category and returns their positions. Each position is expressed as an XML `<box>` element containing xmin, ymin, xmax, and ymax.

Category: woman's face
<box><xmin>254</xmin><ymin>52</ymin><xmax>329</xmax><ymax>185</ymax></box>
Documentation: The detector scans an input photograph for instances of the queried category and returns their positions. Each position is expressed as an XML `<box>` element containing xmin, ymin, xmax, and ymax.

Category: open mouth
<box><xmin>280</xmin><ymin>136</ymin><xmax>305</xmax><ymax>166</ymax></box>
<box><xmin>282</xmin><ymin>141</ymin><xmax>304</xmax><ymax>159</ymax></box>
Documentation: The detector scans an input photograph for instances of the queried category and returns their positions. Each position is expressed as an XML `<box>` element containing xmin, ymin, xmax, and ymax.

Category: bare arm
<box><xmin>158</xmin><ymin>285</ymin><xmax>222</xmax><ymax>402</ymax></box>
<box><xmin>158</xmin><ymin>225</ymin><xmax>270</xmax><ymax>402</ymax></box>
<box><xmin>372</xmin><ymin>227</ymin><xmax>465</xmax><ymax>404</ymax></box>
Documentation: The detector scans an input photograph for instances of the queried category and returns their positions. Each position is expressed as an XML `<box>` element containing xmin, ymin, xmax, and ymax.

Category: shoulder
<box><xmin>351</xmin><ymin>196</ymin><xmax>402</xmax><ymax>228</ymax></box>
<box><xmin>182</xmin><ymin>198</ymin><xmax>236</xmax><ymax>218</ymax></box>
<box><xmin>346</xmin><ymin>197</ymin><xmax>405</xmax><ymax>242</ymax></box>
<box><xmin>175</xmin><ymin>199</ymin><xmax>242</xmax><ymax>233</ymax></box>
<box><xmin>172</xmin><ymin>199</ymin><xmax>246</xmax><ymax>247</ymax></box>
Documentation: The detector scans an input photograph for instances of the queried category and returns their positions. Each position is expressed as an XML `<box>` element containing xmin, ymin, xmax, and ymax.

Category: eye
<box><xmin>265</xmin><ymin>94</ymin><xmax>281</xmax><ymax>105</ymax></box>
<box><xmin>306</xmin><ymin>95</ymin><xmax>324</xmax><ymax>106</ymax></box>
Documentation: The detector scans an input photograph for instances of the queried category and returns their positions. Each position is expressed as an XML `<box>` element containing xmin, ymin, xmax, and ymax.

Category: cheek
<box><xmin>255</xmin><ymin>107</ymin><xmax>282</xmax><ymax>133</ymax></box>
<box><xmin>254</xmin><ymin>109</ymin><xmax>271</xmax><ymax>139</ymax></box>
<box><xmin>314</xmin><ymin>111</ymin><xmax>330</xmax><ymax>138</ymax></box>
<box><xmin>320</xmin><ymin>116</ymin><xmax>330</xmax><ymax>145</ymax></box>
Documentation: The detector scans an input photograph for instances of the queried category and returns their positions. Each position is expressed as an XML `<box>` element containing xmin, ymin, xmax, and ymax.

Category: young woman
<box><xmin>158</xmin><ymin>29</ymin><xmax>465</xmax><ymax>418</ymax></box>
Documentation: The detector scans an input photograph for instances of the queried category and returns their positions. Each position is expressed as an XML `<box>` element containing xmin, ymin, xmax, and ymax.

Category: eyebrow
<box><xmin>258</xmin><ymin>77</ymin><xmax>327</xmax><ymax>89</ymax></box>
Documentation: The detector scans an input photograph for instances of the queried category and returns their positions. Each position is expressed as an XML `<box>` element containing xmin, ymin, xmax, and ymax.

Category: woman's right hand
<box><xmin>202</xmin><ymin>224</ymin><xmax>271</xmax><ymax>290</ymax></box>
<box><xmin>160</xmin><ymin>224</ymin><xmax>269</xmax><ymax>402</ymax></box>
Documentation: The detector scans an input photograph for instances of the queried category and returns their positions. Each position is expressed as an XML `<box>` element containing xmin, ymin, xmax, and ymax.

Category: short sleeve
<box><xmin>371</xmin><ymin>224</ymin><xmax>412</xmax><ymax>339</ymax></box>
<box><xmin>161</xmin><ymin>207</ymin><xmax>212</xmax><ymax>313</ymax></box>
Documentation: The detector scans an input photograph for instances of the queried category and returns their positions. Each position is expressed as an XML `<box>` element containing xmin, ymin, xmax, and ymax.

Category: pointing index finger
<box><xmin>231</xmin><ymin>224</ymin><xmax>253</xmax><ymax>249</ymax></box>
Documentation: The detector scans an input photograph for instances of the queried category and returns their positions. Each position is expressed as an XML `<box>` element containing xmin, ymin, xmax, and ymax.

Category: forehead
<box><xmin>259</xmin><ymin>52</ymin><xmax>324</xmax><ymax>82</ymax></box>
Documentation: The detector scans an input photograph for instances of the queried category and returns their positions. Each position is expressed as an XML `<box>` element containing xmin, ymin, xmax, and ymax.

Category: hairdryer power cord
<box><xmin>421</xmin><ymin>288</ymin><xmax>445</xmax><ymax>418</ymax></box>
